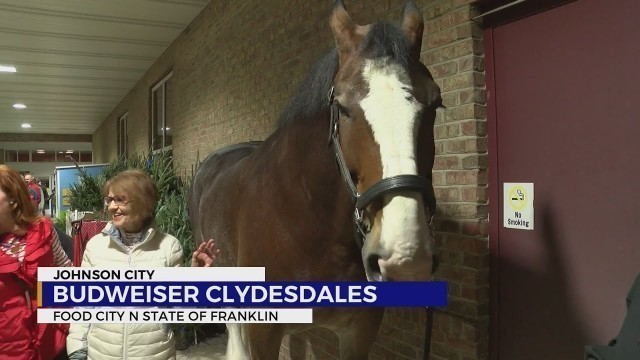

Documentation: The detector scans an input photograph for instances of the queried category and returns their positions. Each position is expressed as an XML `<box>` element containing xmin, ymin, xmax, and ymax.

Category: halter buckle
<box><xmin>354</xmin><ymin>207</ymin><xmax>367</xmax><ymax>244</ymax></box>
<box><xmin>354</xmin><ymin>207</ymin><xmax>363</xmax><ymax>224</ymax></box>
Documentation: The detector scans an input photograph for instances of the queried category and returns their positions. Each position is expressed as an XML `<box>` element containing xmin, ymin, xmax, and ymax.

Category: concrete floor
<box><xmin>177</xmin><ymin>333</ymin><xmax>228</xmax><ymax>360</ymax></box>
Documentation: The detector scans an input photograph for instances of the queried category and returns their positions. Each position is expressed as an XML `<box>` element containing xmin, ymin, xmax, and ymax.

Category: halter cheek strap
<box><xmin>327</xmin><ymin>86</ymin><xmax>437</xmax><ymax>249</ymax></box>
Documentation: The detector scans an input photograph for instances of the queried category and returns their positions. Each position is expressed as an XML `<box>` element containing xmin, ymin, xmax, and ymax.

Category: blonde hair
<box><xmin>0</xmin><ymin>165</ymin><xmax>39</xmax><ymax>228</ymax></box>
<box><xmin>104</xmin><ymin>170</ymin><xmax>157</xmax><ymax>222</ymax></box>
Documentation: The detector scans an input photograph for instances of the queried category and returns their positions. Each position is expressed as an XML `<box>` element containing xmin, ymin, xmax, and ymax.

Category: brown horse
<box><xmin>189</xmin><ymin>1</ymin><xmax>442</xmax><ymax>358</ymax></box>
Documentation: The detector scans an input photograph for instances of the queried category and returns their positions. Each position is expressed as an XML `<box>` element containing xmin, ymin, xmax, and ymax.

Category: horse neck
<box><xmin>265</xmin><ymin>108</ymin><xmax>354</xmax><ymax>233</ymax></box>
<box><xmin>248</xmin><ymin>110</ymin><xmax>366</xmax><ymax>280</ymax></box>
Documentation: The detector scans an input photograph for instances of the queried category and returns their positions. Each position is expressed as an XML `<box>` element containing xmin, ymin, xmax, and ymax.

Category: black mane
<box><xmin>278</xmin><ymin>48</ymin><xmax>338</xmax><ymax>127</ymax></box>
<box><xmin>278</xmin><ymin>21</ymin><xmax>411</xmax><ymax>127</ymax></box>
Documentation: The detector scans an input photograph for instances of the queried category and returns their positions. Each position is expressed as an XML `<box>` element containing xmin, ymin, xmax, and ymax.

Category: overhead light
<box><xmin>66</xmin><ymin>150</ymin><xmax>74</xmax><ymax>153</ymax></box>
<box><xmin>36</xmin><ymin>150</ymin><xmax>45</xmax><ymax>154</ymax></box>
<box><xmin>0</xmin><ymin>65</ymin><xmax>16</xmax><ymax>73</ymax></box>
<box><xmin>13</xmin><ymin>103</ymin><xmax>26</xmax><ymax>109</ymax></box>
<box><xmin>58</xmin><ymin>151</ymin><xmax>64</xmax><ymax>154</ymax></box>
<box><xmin>21</xmin><ymin>123</ymin><xmax>31</xmax><ymax>129</ymax></box>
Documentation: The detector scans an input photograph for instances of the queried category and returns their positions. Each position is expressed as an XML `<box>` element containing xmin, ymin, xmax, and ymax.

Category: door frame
<box><xmin>482</xmin><ymin>1</ymin><xmax>577</xmax><ymax>359</ymax></box>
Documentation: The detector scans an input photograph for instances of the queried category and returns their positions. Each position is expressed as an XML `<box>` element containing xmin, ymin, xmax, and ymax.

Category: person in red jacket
<box><xmin>23</xmin><ymin>173</ymin><xmax>42</xmax><ymax>209</ymax></box>
<box><xmin>0</xmin><ymin>165</ymin><xmax>72</xmax><ymax>360</ymax></box>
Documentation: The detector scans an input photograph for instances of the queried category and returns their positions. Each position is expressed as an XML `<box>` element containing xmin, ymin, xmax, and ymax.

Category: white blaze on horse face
<box><xmin>360</xmin><ymin>59</ymin><xmax>432</xmax><ymax>278</ymax></box>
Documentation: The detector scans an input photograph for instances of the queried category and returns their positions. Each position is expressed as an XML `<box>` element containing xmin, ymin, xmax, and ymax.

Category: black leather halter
<box><xmin>327</xmin><ymin>87</ymin><xmax>437</xmax><ymax>249</ymax></box>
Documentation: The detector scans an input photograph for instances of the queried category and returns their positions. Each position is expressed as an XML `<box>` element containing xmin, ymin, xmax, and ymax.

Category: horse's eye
<box><xmin>336</xmin><ymin>103</ymin><xmax>350</xmax><ymax>118</ymax></box>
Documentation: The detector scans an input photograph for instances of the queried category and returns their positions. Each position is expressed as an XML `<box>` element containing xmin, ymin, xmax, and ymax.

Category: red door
<box><xmin>487</xmin><ymin>0</ymin><xmax>640</xmax><ymax>359</ymax></box>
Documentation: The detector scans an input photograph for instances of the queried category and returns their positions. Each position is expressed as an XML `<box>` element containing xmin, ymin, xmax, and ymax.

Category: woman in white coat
<box><xmin>67</xmin><ymin>170</ymin><xmax>215</xmax><ymax>360</ymax></box>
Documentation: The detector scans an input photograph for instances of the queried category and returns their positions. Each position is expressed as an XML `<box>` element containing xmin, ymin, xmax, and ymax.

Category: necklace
<box><xmin>1</xmin><ymin>234</ymin><xmax>26</xmax><ymax>259</ymax></box>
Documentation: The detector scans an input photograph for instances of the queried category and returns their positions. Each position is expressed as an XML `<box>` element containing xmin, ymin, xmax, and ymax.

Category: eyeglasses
<box><xmin>103</xmin><ymin>195</ymin><xmax>130</xmax><ymax>207</ymax></box>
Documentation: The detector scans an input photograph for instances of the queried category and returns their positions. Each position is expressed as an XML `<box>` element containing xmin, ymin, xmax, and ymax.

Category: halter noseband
<box><xmin>327</xmin><ymin>86</ymin><xmax>437</xmax><ymax>249</ymax></box>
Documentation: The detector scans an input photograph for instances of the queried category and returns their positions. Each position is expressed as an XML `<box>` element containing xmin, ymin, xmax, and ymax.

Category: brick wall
<box><xmin>423</xmin><ymin>2</ymin><xmax>489</xmax><ymax>360</ymax></box>
<box><xmin>92</xmin><ymin>0</ymin><xmax>489</xmax><ymax>359</ymax></box>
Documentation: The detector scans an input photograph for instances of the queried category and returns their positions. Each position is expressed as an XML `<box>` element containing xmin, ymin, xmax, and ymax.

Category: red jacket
<box><xmin>0</xmin><ymin>218</ymin><xmax>68</xmax><ymax>360</ymax></box>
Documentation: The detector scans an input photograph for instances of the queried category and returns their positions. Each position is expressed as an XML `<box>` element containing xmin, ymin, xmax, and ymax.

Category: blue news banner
<box><xmin>41</xmin><ymin>281</ymin><xmax>448</xmax><ymax>308</ymax></box>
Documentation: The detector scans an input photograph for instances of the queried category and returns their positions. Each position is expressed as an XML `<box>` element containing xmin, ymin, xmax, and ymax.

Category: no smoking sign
<box><xmin>503</xmin><ymin>183</ymin><xmax>534</xmax><ymax>230</ymax></box>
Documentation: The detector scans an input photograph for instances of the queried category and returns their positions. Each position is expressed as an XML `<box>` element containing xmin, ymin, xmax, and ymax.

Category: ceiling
<box><xmin>0</xmin><ymin>0</ymin><xmax>209</xmax><ymax>136</ymax></box>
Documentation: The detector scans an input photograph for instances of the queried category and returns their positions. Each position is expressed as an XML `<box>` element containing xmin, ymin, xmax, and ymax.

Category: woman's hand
<box><xmin>191</xmin><ymin>239</ymin><xmax>219</xmax><ymax>267</ymax></box>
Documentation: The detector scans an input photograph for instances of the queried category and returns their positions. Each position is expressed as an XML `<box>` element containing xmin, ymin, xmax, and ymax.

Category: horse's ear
<box><xmin>401</xmin><ymin>0</ymin><xmax>424</xmax><ymax>60</ymax></box>
<box><xmin>330</xmin><ymin>0</ymin><xmax>358</xmax><ymax>64</ymax></box>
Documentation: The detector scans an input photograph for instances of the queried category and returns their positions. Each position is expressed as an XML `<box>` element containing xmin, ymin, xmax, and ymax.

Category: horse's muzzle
<box><xmin>364</xmin><ymin>252</ymin><xmax>438</xmax><ymax>282</ymax></box>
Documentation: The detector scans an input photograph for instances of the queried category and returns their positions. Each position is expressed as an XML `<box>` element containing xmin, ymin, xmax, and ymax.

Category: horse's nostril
<box><xmin>366</xmin><ymin>254</ymin><xmax>383</xmax><ymax>281</ymax></box>
<box><xmin>367</xmin><ymin>254</ymin><xmax>380</xmax><ymax>273</ymax></box>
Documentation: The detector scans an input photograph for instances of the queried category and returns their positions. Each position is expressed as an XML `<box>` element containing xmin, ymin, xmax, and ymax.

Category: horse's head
<box><xmin>329</xmin><ymin>1</ymin><xmax>441</xmax><ymax>281</ymax></box>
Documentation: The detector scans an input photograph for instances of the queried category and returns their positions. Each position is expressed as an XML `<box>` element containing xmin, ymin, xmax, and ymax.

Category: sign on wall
<box><xmin>503</xmin><ymin>182</ymin><xmax>534</xmax><ymax>230</ymax></box>
<box><xmin>62</xmin><ymin>188</ymin><xmax>71</xmax><ymax>206</ymax></box>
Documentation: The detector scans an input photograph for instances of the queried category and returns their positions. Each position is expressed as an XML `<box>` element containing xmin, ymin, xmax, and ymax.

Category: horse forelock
<box><xmin>360</xmin><ymin>22</ymin><xmax>412</xmax><ymax>71</ymax></box>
